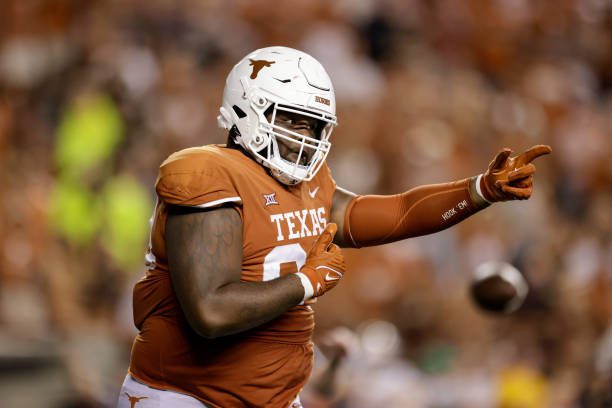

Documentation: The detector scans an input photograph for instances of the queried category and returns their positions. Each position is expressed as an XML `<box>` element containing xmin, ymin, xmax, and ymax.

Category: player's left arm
<box><xmin>330</xmin><ymin>145</ymin><xmax>552</xmax><ymax>248</ymax></box>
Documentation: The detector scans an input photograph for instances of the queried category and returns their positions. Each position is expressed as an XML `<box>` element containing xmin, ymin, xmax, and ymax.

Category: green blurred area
<box><xmin>101</xmin><ymin>176</ymin><xmax>152</xmax><ymax>269</ymax></box>
<box><xmin>54</xmin><ymin>93</ymin><xmax>124</xmax><ymax>181</ymax></box>
<box><xmin>50</xmin><ymin>92</ymin><xmax>151</xmax><ymax>270</ymax></box>
<box><xmin>50</xmin><ymin>180</ymin><xmax>103</xmax><ymax>245</ymax></box>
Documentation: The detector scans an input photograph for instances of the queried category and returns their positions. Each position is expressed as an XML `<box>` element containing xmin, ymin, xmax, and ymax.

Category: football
<box><xmin>470</xmin><ymin>262</ymin><xmax>529</xmax><ymax>314</ymax></box>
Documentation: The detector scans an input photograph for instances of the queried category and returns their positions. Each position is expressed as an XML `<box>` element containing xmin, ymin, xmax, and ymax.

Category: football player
<box><xmin>117</xmin><ymin>46</ymin><xmax>551</xmax><ymax>408</ymax></box>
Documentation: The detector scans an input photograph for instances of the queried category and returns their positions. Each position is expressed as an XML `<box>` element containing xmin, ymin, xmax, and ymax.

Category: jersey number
<box><xmin>262</xmin><ymin>244</ymin><xmax>306</xmax><ymax>281</ymax></box>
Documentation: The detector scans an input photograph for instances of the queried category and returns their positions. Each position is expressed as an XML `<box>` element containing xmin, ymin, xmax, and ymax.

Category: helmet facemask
<box><xmin>252</xmin><ymin>103</ymin><xmax>334</xmax><ymax>185</ymax></box>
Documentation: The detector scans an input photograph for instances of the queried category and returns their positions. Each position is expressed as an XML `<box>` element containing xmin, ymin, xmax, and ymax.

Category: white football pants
<box><xmin>116</xmin><ymin>374</ymin><xmax>303</xmax><ymax>408</ymax></box>
<box><xmin>117</xmin><ymin>374</ymin><xmax>209</xmax><ymax>408</ymax></box>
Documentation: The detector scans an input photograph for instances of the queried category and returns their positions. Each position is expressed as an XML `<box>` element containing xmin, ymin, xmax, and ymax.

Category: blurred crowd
<box><xmin>0</xmin><ymin>0</ymin><xmax>610</xmax><ymax>407</ymax></box>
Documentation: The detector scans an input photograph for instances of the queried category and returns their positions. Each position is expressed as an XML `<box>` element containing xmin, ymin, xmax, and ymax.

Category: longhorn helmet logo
<box><xmin>249</xmin><ymin>59</ymin><xmax>275</xmax><ymax>79</ymax></box>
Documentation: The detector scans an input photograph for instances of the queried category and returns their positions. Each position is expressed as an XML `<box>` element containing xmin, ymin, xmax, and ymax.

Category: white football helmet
<box><xmin>218</xmin><ymin>46</ymin><xmax>337</xmax><ymax>185</ymax></box>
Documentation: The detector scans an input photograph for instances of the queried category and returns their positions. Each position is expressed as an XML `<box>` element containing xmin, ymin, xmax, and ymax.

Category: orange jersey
<box><xmin>129</xmin><ymin>145</ymin><xmax>336</xmax><ymax>407</ymax></box>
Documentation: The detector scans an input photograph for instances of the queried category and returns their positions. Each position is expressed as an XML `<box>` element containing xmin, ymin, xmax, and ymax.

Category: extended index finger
<box><xmin>516</xmin><ymin>144</ymin><xmax>552</xmax><ymax>165</ymax></box>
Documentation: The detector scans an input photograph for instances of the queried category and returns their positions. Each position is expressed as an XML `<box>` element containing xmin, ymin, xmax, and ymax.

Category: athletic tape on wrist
<box><xmin>295</xmin><ymin>272</ymin><xmax>314</xmax><ymax>302</ymax></box>
<box><xmin>475</xmin><ymin>174</ymin><xmax>492</xmax><ymax>204</ymax></box>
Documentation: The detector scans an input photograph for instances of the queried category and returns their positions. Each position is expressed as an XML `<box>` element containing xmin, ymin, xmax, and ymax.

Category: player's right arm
<box><xmin>166</xmin><ymin>206</ymin><xmax>343</xmax><ymax>339</ymax></box>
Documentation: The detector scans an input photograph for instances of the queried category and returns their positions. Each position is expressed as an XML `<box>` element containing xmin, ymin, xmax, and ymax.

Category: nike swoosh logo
<box><xmin>325</xmin><ymin>272</ymin><xmax>341</xmax><ymax>281</ymax></box>
<box><xmin>308</xmin><ymin>186</ymin><xmax>320</xmax><ymax>199</ymax></box>
<box><xmin>317</xmin><ymin>266</ymin><xmax>343</xmax><ymax>281</ymax></box>
<box><xmin>274</xmin><ymin>78</ymin><xmax>292</xmax><ymax>83</ymax></box>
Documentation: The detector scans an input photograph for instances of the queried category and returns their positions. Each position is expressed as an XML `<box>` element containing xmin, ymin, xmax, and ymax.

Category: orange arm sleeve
<box><xmin>343</xmin><ymin>177</ymin><xmax>490</xmax><ymax>248</ymax></box>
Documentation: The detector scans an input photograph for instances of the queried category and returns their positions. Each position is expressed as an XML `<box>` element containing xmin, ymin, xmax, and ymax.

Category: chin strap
<box><xmin>270</xmin><ymin>167</ymin><xmax>300</xmax><ymax>186</ymax></box>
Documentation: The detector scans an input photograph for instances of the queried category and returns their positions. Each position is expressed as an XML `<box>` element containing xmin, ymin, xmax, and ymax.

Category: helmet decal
<box><xmin>249</xmin><ymin>59</ymin><xmax>276</xmax><ymax>79</ymax></box>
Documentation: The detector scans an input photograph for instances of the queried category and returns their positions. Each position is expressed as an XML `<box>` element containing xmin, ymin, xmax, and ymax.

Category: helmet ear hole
<box><xmin>232</xmin><ymin>105</ymin><xmax>247</xmax><ymax>119</ymax></box>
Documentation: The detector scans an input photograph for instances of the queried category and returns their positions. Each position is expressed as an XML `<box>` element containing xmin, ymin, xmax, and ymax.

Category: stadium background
<box><xmin>0</xmin><ymin>0</ymin><xmax>610</xmax><ymax>406</ymax></box>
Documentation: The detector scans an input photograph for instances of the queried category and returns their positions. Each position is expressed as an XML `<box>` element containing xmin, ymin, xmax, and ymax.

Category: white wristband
<box><xmin>295</xmin><ymin>272</ymin><xmax>314</xmax><ymax>302</ymax></box>
<box><xmin>475</xmin><ymin>174</ymin><xmax>492</xmax><ymax>204</ymax></box>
